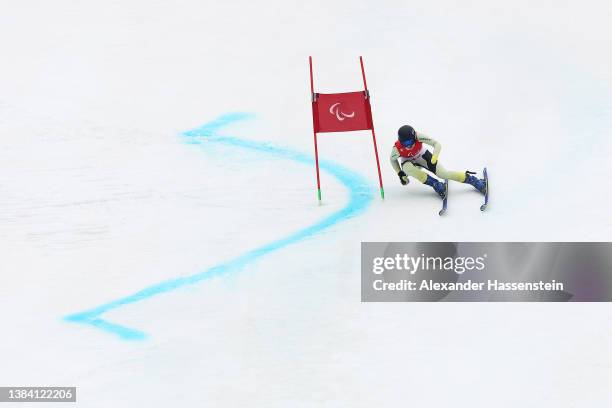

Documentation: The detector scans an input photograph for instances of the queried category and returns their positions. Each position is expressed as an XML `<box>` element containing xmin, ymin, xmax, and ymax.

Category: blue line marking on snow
<box><xmin>64</xmin><ymin>112</ymin><xmax>374</xmax><ymax>340</ymax></box>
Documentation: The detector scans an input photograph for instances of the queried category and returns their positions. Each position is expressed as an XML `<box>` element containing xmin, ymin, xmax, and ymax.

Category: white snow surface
<box><xmin>1</xmin><ymin>0</ymin><xmax>612</xmax><ymax>406</ymax></box>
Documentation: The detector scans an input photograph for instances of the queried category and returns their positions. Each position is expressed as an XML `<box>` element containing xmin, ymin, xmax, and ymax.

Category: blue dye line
<box><xmin>64</xmin><ymin>112</ymin><xmax>374</xmax><ymax>340</ymax></box>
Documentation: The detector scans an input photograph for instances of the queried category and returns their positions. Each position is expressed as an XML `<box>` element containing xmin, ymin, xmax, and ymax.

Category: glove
<box><xmin>398</xmin><ymin>171</ymin><xmax>408</xmax><ymax>185</ymax></box>
<box><xmin>431</xmin><ymin>154</ymin><xmax>439</xmax><ymax>165</ymax></box>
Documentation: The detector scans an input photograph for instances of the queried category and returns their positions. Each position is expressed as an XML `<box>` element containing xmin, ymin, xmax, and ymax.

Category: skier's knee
<box><xmin>402</xmin><ymin>164</ymin><xmax>427</xmax><ymax>183</ymax></box>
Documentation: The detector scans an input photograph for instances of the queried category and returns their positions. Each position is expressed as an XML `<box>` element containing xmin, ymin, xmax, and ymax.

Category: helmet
<box><xmin>398</xmin><ymin>125</ymin><xmax>416</xmax><ymax>147</ymax></box>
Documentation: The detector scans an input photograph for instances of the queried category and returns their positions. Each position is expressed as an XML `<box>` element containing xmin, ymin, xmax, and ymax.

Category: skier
<box><xmin>390</xmin><ymin>125</ymin><xmax>486</xmax><ymax>198</ymax></box>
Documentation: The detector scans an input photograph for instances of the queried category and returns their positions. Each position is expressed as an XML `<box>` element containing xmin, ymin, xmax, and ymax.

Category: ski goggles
<box><xmin>401</xmin><ymin>138</ymin><xmax>415</xmax><ymax>148</ymax></box>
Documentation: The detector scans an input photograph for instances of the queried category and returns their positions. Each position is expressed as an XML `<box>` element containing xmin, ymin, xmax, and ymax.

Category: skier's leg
<box><xmin>434</xmin><ymin>163</ymin><xmax>467</xmax><ymax>183</ymax></box>
<box><xmin>436</xmin><ymin>163</ymin><xmax>486</xmax><ymax>193</ymax></box>
<box><xmin>402</xmin><ymin>161</ymin><xmax>446</xmax><ymax>198</ymax></box>
<box><xmin>416</xmin><ymin>152</ymin><xmax>464</xmax><ymax>182</ymax></box>
<box><xmin>400</xmin><ymin>161</ymin><xmax>428</xmax><ymax>183</ymax></box>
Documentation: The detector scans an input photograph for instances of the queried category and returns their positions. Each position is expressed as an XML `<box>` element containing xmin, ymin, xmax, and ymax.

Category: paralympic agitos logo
<box><xmin>329</xmin><ymin>102</ymin><xmax>355</xmax><ymax>121</ymax></box>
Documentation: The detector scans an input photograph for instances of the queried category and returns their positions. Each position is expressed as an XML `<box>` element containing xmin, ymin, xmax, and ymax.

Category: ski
<box><xmin>438</xmin><ymin>179</ymin><xmax>449</xmax><ymax>216</ymax></box>
<box><xmin>480</xmin><ymin>167</ymin><xmax>489</xmax><ymax>211</ymax></box>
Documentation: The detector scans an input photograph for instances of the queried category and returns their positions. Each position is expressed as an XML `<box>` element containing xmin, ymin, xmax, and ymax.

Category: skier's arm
<box><xmin>390</xmin><ymin>145</ymin><xmax>402</xmax><ymax>173</ymax></box>
<box><xmin>417</xmin><ymin>132</ymin><xmax>441</xmax><ymax>163</ymax></box>
<box><xmin>390</xmin><ymin>146</ymin><xmax>408</xmax><ymax>184</ymax></box>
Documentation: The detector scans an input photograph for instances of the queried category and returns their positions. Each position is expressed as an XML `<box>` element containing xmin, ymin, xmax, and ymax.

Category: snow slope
<box><xmin>1</xmin><ymin>0</ymin><xmax>612</xmax><ymax>406</ymax></box>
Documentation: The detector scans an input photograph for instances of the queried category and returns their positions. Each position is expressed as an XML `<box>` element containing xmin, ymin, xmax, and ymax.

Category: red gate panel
<box><xmin>312</xmin><ymin>91</ymin><xmax>373</xmax><ymax>133</ymax></box>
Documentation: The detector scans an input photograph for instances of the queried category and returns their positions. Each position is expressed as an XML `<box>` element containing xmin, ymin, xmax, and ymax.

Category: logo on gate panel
<box><xmin>329</xmin><ymin>102</ymin><xmax>355</xmax><ymax>122</ymax></box>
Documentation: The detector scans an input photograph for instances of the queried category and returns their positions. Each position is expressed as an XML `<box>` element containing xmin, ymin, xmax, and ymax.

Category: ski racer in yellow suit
<box><xmin>390</xmin><ymin>125</ymin><xmax>486</xmax><ymax>198</ymax></box>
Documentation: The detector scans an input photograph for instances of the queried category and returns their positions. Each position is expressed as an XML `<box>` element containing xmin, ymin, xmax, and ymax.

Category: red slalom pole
<box><xmin>309</xmin><ymin>56</ymin><xmax>322</xmax><ymax>203</ymax></box>
<box><xmin>359</xmin><ymin>56</ymin><xmax>385</xmax><ymax>200</ymax></box>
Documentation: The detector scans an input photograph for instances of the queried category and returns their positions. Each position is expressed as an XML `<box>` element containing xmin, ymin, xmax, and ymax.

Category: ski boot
<box><xmin>424</xmin><ymin>175</ymin><xmax>446</xmax><ymax>199</ymax></box>
<box><xmin>464</xmin><ymin>171</ymin><xmax>486</xmax><ymax>194</ymax></box>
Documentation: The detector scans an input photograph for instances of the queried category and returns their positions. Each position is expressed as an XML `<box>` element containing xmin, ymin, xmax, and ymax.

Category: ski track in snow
<box><xmin>63</xmin><ymin>112</ymin><xmax>374</xmax><ymax>341</ymax></box>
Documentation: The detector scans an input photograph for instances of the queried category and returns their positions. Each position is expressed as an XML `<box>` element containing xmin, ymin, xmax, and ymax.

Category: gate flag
<box><xmin>312</xmin><ymin>91</ymin><xmax>373</xmax><ymax>133</ymax></box>
<box><xmin>309</xmin><ymin>56</ymin><xmax>384</xmax><ymax>202</ymax></box>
